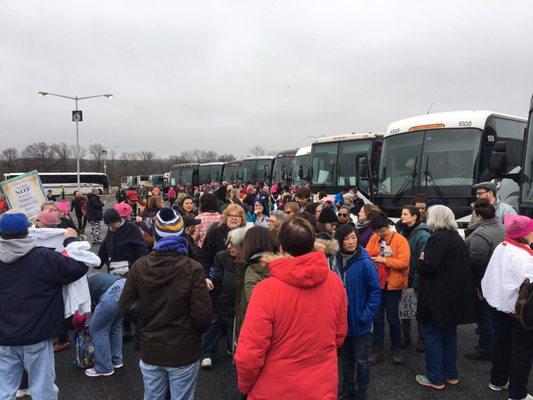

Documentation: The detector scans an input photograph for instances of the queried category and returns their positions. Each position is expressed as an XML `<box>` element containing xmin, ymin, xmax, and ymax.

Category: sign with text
<box><xmin>0</xmin><ymin>170</ymin><xmax>47</xmax><ymax>221</ymax></box>
<box><xmin>398</xmin><ymin>288</ymin><xmax>417</xmax><ymax>320</ymax></box>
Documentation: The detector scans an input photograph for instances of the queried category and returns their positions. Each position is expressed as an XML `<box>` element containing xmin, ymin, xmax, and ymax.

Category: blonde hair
<box><xmin>426</xmin><ymin>205</ymin><xmax>458</xmax><ymax>232</ymax></box>
<box><xmin>220</xmin><ymin>203</ymin><xmax>246</xmax><ymax>227</ymax></box>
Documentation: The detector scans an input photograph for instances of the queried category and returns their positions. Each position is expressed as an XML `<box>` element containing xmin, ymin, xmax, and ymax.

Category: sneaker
<box><xmin>465</xmin><ymin>349</ymin><xmax>491</xmax><ymax>361</ymax></box>
<box><xmin>369</xmin><ymin>349</ymin><xmax>383</xmax><ymax>366</ymax></box>
<box><xmin>113</xmin><ymin>363</ymin><xmax>124</xmax><ymax>369</ymax></box>
<box><xmin>85</xmin><ymin>368</ymin><xmax>114</xmax><ymax>377</ymax></box>
<box><xmin>416</xmin><ymin>339</ymin><xmax>425</xmax><ymax>353</ymax></box>
<box><xmin>400</xmin><ymin>334</ymin><xmax>412</xmax><ymax>349</ymax></box>
<box><xmin>445</xmin><ymin>378</ymin><xmax>459</xmax><ymax>385</ymax></box>
<box><xmin>201</xmin><ymin>357</ymin><xmax>213</xmax><ymax>369</ymax></box>
<box><xmin>415</xmin><ymin>375</ymin><xmax>445</xmax><ymax>390</ymax></box>
<box><xmin>392</xmin><ymin>349</ymin><xmax>403</xmax><ymax>365</ymax></box>
<box><xmin>53</xmin><ymin>340</ymin><xmax>72</xmax><ymax>352</ymax></box>
<box><xmin>16</xmin><ymin>389</ymin><xmax>30</xmax><ymax>398</ymax></box>
<box><xmin>489</xmin><ymin>381</ymin><xmax>509</xmax><ymax>391</ymax></box>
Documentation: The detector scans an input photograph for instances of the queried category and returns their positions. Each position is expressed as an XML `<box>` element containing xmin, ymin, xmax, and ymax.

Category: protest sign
<box><xmin>0</xmin><ymin>170</ymin><xmax>47</xmax><ymax>221</ymax></box>
<box><xmin>398</xmin><ymin>288</ymin><xmax>417</xmax><ymax>319</ymax></box>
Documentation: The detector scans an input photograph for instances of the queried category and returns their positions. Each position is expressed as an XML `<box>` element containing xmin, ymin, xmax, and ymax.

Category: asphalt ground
<box><xmin>38</xmin><ymin>198</ymin><xmax>532</xmax><ymax>399</ymax></box>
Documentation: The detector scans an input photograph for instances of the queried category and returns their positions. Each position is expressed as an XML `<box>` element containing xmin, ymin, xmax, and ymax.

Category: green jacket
<box><xmin>405</xmin><ymin>223</ymin><xmax>431</xmax><ymax>290</ymax></box>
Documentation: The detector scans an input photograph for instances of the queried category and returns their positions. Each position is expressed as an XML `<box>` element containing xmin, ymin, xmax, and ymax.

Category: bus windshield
<box><xmin>379</xmin><ymin>129</ymin><xmax>482</xmax><ymax>194</ymax></box>
<box><xmin>292</xmin><ymin>154</ymin><xmax>311</xmax><ymax>185</ymax></box>
<box><xmin>337</xmin><ymin>140</ymin><xmax>371</xmax><ymax>191</ymax></box>
<box><xmin>255</xmin><ymin>160</ymin><xmax>272</xmax><ymax>182</ymax></box>
<box><xmin>522</xmin><ymin>122</ymin><xmax>533</xmax><ymax>205</ymax></box>
<box><xmin>311</xmin><ymin>142</ymin><xmax>337</xmax><ymax>185</ymax></box>
<box><xmin>199</xmin><ymin>166</ymin><xmax>210</xmax><ymax>184</ymax></box>
<box><xmin>273</xmin><ymin>156</ymin><xmax>295</xmax><ymax>183</ymax></box>
<box><xmin>242</xmin><ymin>160</ymin><xmax>254</xmax><ymax>183</ymax></box>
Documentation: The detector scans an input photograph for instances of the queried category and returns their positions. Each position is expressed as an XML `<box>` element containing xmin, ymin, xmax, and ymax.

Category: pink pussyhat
<box><xmin>55</xmin><ymin>201</ymin><xmax>69</xmax><ymax>215</ymax></box>
<box><xmin>37</xmin><ymin>210</ymin><xmax>59</xmax><ymax>227</ymax></box>
<box><xmin>504</xmin><ymin>215</ymin><xmax>533</xmax><ymax>239</ymax></box>
<box><xmin>114</xmin><ymin>202</ymin><xmax>133</xmax><ymax>218</ymax></box>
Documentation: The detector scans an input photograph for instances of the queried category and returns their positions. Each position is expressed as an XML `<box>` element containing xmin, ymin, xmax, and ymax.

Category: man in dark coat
<box><xmin>86</xmin><ymin>188</ymin><xmax>105</xmax><ymax>244</ymax></box>
<box><xmin>0</xmin><ymin>211</ymin><xmax>88</xmax><ymax>398</ymax></box>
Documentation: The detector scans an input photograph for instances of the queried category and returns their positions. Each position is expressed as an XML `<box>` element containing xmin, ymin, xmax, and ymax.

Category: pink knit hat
<box><xmin>114</xmin><ymin>202</ymin><xmax>132</xmax><ymax>218</ymax></box>
<box><xmin>55</xmin><ymin>201</ymin><xmax>69</xmax><ymax>215</ymax></box>
<box><xmin>504</xmin><ymin>215</ymin><xmax>533</xmax><ymax>239</ymax></box>
<box><xmin>37</xmin><ymin>210</ymin><xmax>59</xmax><ymax>227</ymax></box>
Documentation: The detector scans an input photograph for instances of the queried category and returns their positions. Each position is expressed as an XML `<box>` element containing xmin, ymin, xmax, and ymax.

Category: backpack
<box><xmin>515</xmin><ymin>278</ymin><xmax>533</xmax><ymax>331</ymax></box>
<box><xmin>72</xmin><ymin>313</ymin><xmax>94</xmax><ymax>369</ymax></box>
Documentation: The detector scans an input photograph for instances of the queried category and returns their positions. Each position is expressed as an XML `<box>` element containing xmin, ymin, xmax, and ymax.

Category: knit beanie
<box><xmin>103</xmin><ymin>208</ymin><xmax>122</xmax><ymax>225</ymax></box>
<box><xmin>114</xmin><ymin>202</ymin><xmax>133</xmax><ymax>218</ymax></box>
<box><xmin>153</xmin><ymin>207</ymin><xmax>184</xmax><ymax>241</ymax></box>
<box><xmin>504</xmin><ymin>215</ymin><xmax>533</xmax><ymax>239</ymax></box>
<box><xmin>37</xmin><ymin>209</ymin><xmax>59</xmax><ymax>227</ymax></box>
<box><xmin>0</xmin><ymin>210</ymin><xmax>29</xmax><ymax>234</ymax></box>
<box><xmin>334</xmin><ymin>224</ymin><xmax>357</xmax><ymax>250</ymax></box>
<box><xmin>318</xmin><ymin>206</ymin><xmax>339</xmax><ymax>224</ymax></box>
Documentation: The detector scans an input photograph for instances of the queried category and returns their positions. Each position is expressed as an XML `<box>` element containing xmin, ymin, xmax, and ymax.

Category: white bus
<box><xmin>272</xmin><ymin>149</ymin><xmax>297</xmax><ymax>186</ymax></box>
<box><xmin>242</xmin><ymin>156</ymin><xmax>275</xmax><ymax>185</ymax></box>
<box><xmin>292</xmin><ymin>146</ymin><xmax>312</xmax><ymax>186</ymax></box>
<box><xmin>375</xmin><ymin>110</ymin><xmax>526</xmax><ymax>219</ymax></box>
<box><xmin>310</xmin><ymin>132</ymin><xmax>384</xmax><ymax>201</ymax></box>
<box><xmin>521</xmin><ymin>97</ymin><xmax>533</xmax><ymax>217</ymax></box>
<box><xmin>136</xmin><ymin>175</ymin><xmax>150</xmax><ymax>187</ymax></box>
<box><xmin>3</xmin><ymin>172</ymin><xmax>110</xmax><ymax>196</ymax></box>
<box><xmin>198</xmin><ymin>162</ymin><xmax>224</xmax><ymax>185</ymax></box>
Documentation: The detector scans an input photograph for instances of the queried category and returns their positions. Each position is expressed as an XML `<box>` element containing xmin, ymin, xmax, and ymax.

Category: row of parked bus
<box><xmin>121</xmin><ymin>106</ymin><xmax>533</xmax><ymax>222</ymax></box>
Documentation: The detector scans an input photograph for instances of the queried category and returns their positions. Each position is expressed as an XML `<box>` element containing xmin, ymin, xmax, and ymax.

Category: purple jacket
<box><xmin>357</xmin><ymin>223</ymin><xmax>374</xmax><ymax>248</ymax></box>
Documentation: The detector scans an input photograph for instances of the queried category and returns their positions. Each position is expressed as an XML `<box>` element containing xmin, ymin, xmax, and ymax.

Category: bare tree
<box><xmin>249</xmin><ymin>145</ymin><xmax>267</xmax><ymax>156</ymax></box>
<box><xmin>0</xmin><ymin>148</ymin><xmax>19</xmax><ymax>173</ymax></box>
<box><xmin>89</xmin><ymin>143</ymin><xmax>105</xmax><ymax>170</ymax></box>
<box><xmin>51</xmin><ymin>143</ymin><xmax>72</xmax><ymax>171</ymax></box>
<box><xmin>70</xmin><ymin>144</ymin><xmax>86</xmax><ymax>160</ymax></box>
<box><xmin>22</xmin><ymin>142</ymin><xmax>57</xmax><ymax>171</ymax></box>
<box><xmin>218</xmin><ymin>154</ymin><xmax>236</xmax><ymax>162</ymax></box>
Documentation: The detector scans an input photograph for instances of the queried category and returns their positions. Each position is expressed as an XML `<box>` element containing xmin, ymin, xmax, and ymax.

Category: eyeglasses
<box><xmin>475</xmin><ymin>190</ymin><xmax>489</xmax><ymax>197</ymax></box>
<box><xmin>285</xmin><ymin>210</ymin><xmax>293</xmax><ymax>215</ymax></box>
<box><xmin>338</xmin><ymin>213</ymin><xmax>349</xmax><ymax>217</ymax></box>
<box><xmin>228</xmin><ymin>214</ymin><xmax>242</xmax><ymax>219</ymax></box>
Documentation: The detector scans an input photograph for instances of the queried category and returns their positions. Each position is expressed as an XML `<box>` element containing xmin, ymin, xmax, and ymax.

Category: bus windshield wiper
<box><xmin>393</xmin><ymin>157</ymin><xmax>417</xmax><ymax>203</ymax></box>
<box><xmin>424</xmin><ymin>155</ymin><xmax>448</xmax><ymax>204</ymax></box>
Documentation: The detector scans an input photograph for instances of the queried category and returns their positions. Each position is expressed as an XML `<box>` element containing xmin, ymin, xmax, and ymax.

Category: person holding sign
<box><xmin>415</xmin><ymin>205</ymin><xmax>479</xmax><ymax>391</ymax></box>
<box><xmin>333</xmin><ymin>224</ymin><xmax>381</xmax><ymax>400</ymax></box>
<box><xmin>366</xmin><ymin>212</ymin><xmax>410</xmax><ymax>366</ymax></box>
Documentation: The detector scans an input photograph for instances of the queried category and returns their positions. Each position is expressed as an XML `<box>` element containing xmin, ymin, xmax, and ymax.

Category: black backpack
<box><xmin>516</xmin><ymin>278</ymin><xmax>533</xmax><ymax>330</ymax></box>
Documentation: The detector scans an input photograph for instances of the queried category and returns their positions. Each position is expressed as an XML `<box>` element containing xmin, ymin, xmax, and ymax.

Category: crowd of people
<box><xmin>0</xmin><ymin>179</ymin><xmax>531</xmax><ymax>400</ymax></box>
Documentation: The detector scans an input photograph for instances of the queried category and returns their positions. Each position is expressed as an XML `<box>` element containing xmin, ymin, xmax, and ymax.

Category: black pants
<box><xmin>491</xmin><ymin>310</ymin><xmax>533</xmax><ymax>399</ymax></box>
<box><xmin>76</xmin><ymin>214</ymin><xmax>84</xmax><ymax>232</ymax></box>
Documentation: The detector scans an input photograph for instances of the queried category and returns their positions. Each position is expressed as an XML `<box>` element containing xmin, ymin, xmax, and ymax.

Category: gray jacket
<box><xmin>465</xmin><ymin>218</ymin><xmax>506</xmax><ymax>289</ymax></box>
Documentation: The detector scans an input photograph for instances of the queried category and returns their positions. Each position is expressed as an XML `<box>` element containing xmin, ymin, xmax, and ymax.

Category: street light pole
<box><xmin>38</xmin><ymin>91</ymin><xmax>113</xmax><ymax>191</ymax></box>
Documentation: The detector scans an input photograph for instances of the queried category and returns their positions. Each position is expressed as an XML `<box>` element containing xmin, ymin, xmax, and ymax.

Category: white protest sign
<box><xmin>0</xmin><ymin>170</ymin><xmax>47</xmax><ymax>221</ymax></box>
<box><xmin>398</xmin><ymin>288</ymin><xmax>417</xmax><ymax>319</ymax></box>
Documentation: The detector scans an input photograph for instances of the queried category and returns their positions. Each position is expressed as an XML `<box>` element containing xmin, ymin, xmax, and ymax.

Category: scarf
<box><xmin>355</xmin><ymin>219</ymin><xmax>371</xmax><ymax>230</ymax></box>
<box><xmin>153</xmin><ymin>235</ymin><xmax>189</xmax><ymax>255</ymax></box>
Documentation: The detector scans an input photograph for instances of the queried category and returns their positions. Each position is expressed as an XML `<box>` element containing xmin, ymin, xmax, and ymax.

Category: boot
<box><xmin>392</xmin><ymin>349</ymin><xmax>403</xmax><ymax>365</ymax></box>
<box><xmin>369</xmin><ymin>349</ymin><xmax>383</xmax><ymax>366</ymax></box>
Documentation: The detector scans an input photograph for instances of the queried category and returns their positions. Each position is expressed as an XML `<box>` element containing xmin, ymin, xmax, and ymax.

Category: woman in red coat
<box><xmin>234</xmin><ymin>217</ymin><xmax>348</xmax><ymax>400</ymax></box>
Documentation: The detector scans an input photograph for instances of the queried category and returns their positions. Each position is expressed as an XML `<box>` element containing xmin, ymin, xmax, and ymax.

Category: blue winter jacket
<box><xmin>333</xmin><ymin>247</ymin><xmax>381</xmax><ymax>336</ymax></box>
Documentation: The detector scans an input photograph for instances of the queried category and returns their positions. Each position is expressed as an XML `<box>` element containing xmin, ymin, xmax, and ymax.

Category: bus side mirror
<box><xmin>490</xmin><ymin>141</ymin><xmax>507</xmax><ymax>173</ymax></box>
<box><xmin>298</xmin><ymin>165</ymin><xmax>304</xmax><ymax>179</ymax></box>
<box><xmin>357</xmin><ymin>156</ymin><xmax>369</xmax><ymax>178</ymax></box>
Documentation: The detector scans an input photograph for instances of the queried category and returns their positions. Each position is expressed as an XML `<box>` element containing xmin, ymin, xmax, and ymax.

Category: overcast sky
<box><xmin>2</xmin><ymin>0</ymin><xmax>532</xmax><ymax>158</ymax></box>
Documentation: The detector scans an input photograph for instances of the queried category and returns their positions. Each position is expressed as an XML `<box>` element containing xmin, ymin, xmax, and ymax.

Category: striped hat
<box><xmin>153</xmin><ymin>207</ymin><xmax>184</xmax><ymax>240</ymax></box>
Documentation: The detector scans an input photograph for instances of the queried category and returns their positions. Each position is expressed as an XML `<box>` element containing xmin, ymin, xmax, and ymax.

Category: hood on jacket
<box><xmin>137</xmin><ymin>251</ymin><xmax>191</xmax><ymax>290</ymax></box>
<box><xmin>0</xmin><ymin>237</ymin><xmax>36</xmax><ymax>263</ymax></box>
<box><xmin>413</xmin><ymin>223</ymin><xmax>430</xmax><ymax>234</ymax></box>
<box><xmin>268</xmin><ymin>251</ymin><xmax>329</xmax><ymax>289</ymax></box>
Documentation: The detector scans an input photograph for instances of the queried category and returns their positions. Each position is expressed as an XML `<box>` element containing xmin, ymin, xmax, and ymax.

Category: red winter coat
<box><xmin>234</xmin><ymin>251</ymin><xmax>348</xmax><ymax>400</ymax></box>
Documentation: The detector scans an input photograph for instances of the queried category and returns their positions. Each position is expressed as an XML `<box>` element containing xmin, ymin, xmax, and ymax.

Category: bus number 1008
<box><xmin>458</xmin><ymin>121</ymin><xmax>472</xmax><ymax>127</ymax></box>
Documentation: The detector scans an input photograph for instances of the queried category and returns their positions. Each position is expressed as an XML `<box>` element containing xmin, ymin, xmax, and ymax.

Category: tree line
<box><xmin>0</xmin><ymin>143</ymin><xmax>275</xmax><ymax>186</ymax></box>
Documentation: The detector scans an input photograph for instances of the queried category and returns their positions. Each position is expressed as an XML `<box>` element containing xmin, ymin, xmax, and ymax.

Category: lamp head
<box><xmin>38</xmin><ymin>92</ymin><xmax>48</xmax><ymax>96</ymax></box>
<box><xmin>104</xmin><ymin>94</ymin><xmax>114</xmax><ymax>99</ymax></box>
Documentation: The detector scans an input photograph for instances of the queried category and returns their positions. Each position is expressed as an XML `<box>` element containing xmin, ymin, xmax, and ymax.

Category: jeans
<box><xmin>477</xmin><ymin>300</ymin><xmax>496</xmax><ymax>354</ymax></box>
<box><xmin>202</xmin><ymin>314</ymin><xmax>233</xmax><ymax>359</ymax></box>
<box><xmin>423</xmin><ymin>323</ymin><xmax>458</xmax><ymax>385</ymax></box>
<box><xmin>139</xmin><ymin>359</ymin><xmax>200</xmax><ymax>400</ymax></box>
<box><xmin>340</xmin><ymin>334</ymin><xmax>371</xmax><ymax>396</ymax></box>
<box><xmin>372</xmin><ymin>289</ymin><xmax>402</xmax><ymax>350</ymax></box>
<box><xmin>89</xmin><ymin>279</ymin><xmax>124</xmax><ymax>373</ymax></box>
<box><xmin>491</xmin><ymin>310</ymin><xmax>533</xmax><ymax>400</ymax></box>
<box><xmin>0</xmin><ymin>340</ymin><xmax>58</xmax><ymax>400</ymax></box>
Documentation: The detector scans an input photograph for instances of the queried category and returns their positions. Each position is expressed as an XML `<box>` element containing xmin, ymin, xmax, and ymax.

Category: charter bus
<box><xmin>222</xmin><ymin>161</ymin><xmax>243</xmax><ymax>184</ymax></box>
<box><xmin>272</xmin><ymin>149</ymin><xmax>297</xmax><ymax>186</ymax></box>
<box><xmin>136</xmin><ymin>175</ymin><xmax>150</xmax><ymax>187</ymax></box>
<box><xmin>293</xmin><ymin>146</ymin><xmax>312</xmax><ymax>186</ymax></box>
<box><xmin>169</xmin><ymin>163</ymin><xmax>199</xmax><ymax>187</ymax></box>
<box><xmin>521</xmin><ymin>97</ymin><xmax>533</xmax><ymax>217</ymax></box>
<box><xmin>242</xmin><ymin>156</ymin><xmax>275</xmax><ymax>185</ymax></box>
<box><xmin>198</xmin><ymin>162</ymin><xmax>224</xmax><ymax>185</ymax></box>
<box><xmin>121</xmin><ymin>176</ymin><xmax>138</xmax><ymax>189</ymax></box>
<box><xmin>310</xmin><ymin>132</ymin><xmax>384</xmax><ymax>201</ymax></box>
<box><xmin>3</xmin><ymin>172</ymin><xmax>110</xmax><ymax>195</ymax></box>
<box><xmin>149</xmin><ymin>174</ymin><xmax>165</xmax><ymax>188</ymax></box>
<box><xmin>375</xmin><ymin>110</ymin><xmax>527</xmax><ymax>219</ymax></box>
